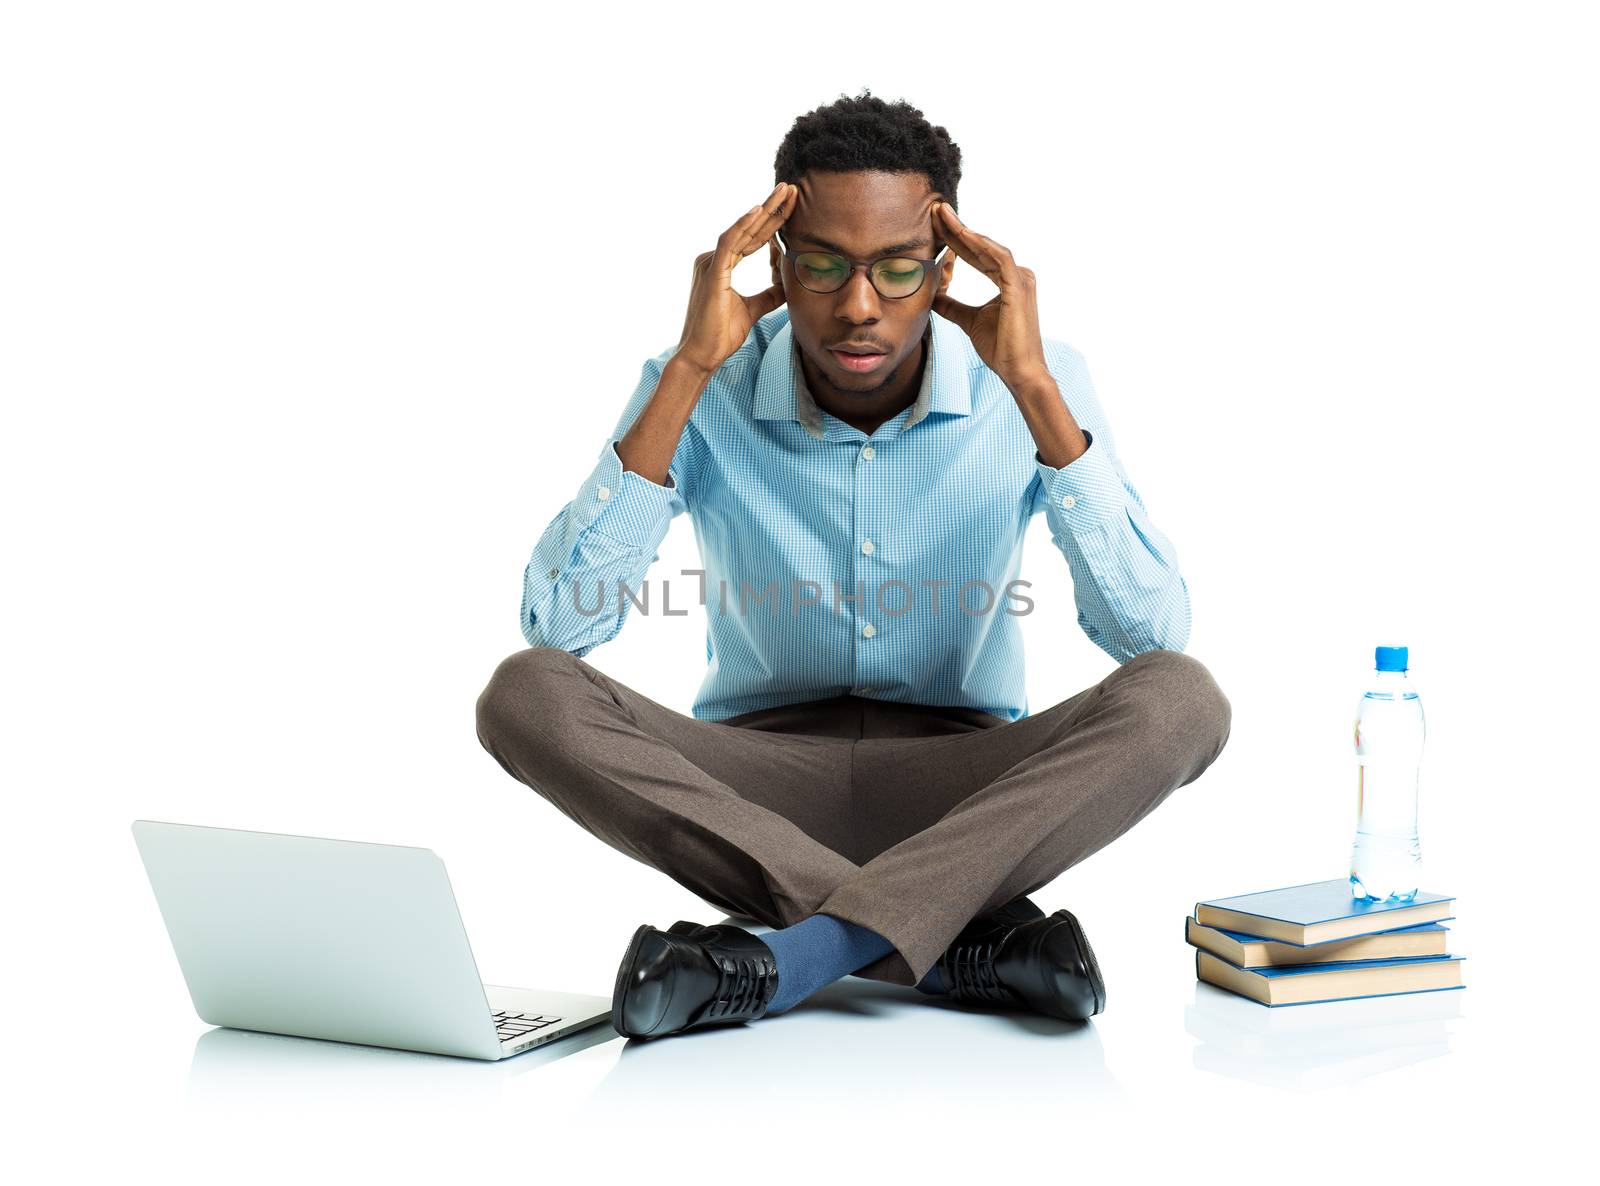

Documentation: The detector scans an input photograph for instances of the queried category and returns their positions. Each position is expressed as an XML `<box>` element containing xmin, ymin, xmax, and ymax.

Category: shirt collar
<box><xmin>753</xmin><ymin>309</ymin><xmax>975</xmax><ymax>440</ymax></box>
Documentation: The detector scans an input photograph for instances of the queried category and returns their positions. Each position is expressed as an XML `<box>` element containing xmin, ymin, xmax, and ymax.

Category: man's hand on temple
<box><xmin>931</xmin><ymin>201</ymin><xmax>1088</xmax><ymax>468</ymax></box>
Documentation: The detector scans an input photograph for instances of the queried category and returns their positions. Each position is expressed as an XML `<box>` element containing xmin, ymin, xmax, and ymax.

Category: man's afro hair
<box><xmin>773</xmin><ymin>88</ymin><xmax>962</xmax><ymax>213</ymax></box>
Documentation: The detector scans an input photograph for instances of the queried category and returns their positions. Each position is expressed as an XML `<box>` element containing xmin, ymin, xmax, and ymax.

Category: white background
<box><xmin>4</xmin><ymin>0</ymin><xmax>1596</xmax><ymax>1180</ymax></box>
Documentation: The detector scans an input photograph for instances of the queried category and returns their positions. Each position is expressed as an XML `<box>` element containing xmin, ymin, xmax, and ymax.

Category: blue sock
<box><xmin>758</xmin><ymin>914</ymin><xmax>895</xmax><ymax>1015</ymax></box>
<box><xmin>915</xmin><ymin>963</ymin><xmax>948</xmax><ymax>995</ymax></box>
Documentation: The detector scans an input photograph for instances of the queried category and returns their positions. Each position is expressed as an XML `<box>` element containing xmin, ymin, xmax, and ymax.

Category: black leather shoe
<box><xmin>935</xmin><ymin>908</ymin><xmax>1105</xmax><ymax>1021</ymax></box>
<box><xmin>611</xmin><ymin>920</ymin><xmax>779</xmax><ymax>1039</ymax></box>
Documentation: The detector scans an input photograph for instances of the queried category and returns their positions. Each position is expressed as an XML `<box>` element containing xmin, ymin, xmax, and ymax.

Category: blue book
<box><xmin>1185</xmin><ymin>917</ymin><xmax>1451</xmax><ymax>968</ymax></box>
<box><xmin>1196</xmin><ymin>948</ymin><xmax>1466</xmax><ymax>1007</ymax></box>
<box><xmin>1194</xmin><ymin>879</ymin><xmax>1456</xmax><ymax>945</ymax></box>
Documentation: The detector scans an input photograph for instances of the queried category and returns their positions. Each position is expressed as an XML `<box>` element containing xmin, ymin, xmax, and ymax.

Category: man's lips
<box><xmin>829</xmin><ymin>348</ymin><xmax>888</xmax><ymax>373</ymax></box>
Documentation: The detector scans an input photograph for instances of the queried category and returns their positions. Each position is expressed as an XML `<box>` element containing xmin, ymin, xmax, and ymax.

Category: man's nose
<box><xmin>832</xmin><ymin>268</ymin><xmax>883</xmax><ymax>321</ymax></box>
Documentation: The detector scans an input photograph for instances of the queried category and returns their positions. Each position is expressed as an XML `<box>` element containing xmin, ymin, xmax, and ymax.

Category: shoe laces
<box><xmin>704</xmin><ymin>949</ymin><xmax>778</xmax><ymax>1020</ymax></box>
<box><xmin>943</xmin><ymin>938</ymin><xmax>1012</xmax><ymax>1005</ymax></box>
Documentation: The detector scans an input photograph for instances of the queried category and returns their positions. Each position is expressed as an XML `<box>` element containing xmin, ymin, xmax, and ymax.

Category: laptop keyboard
<box><xmin>492</xmin><ymin>1010</ymin><xmax>564</xmax><ymax>1043</ymax></box>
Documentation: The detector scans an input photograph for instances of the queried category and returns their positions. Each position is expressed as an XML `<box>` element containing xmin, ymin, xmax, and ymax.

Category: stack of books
<box><xmin>1186</xmin><ymin>879</ymin><xmax>1466</xmax><ymax>1006</ymax></box>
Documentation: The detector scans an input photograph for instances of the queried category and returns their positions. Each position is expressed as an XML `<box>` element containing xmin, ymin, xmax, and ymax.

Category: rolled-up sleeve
<box><xmin>520</xmin><ymin>347</ymin><xmax>701</xmax><ymax>656</ymax></box>
<box><xmin>1031</xmin><ymin>343</ymin><xmax>1192</xmax><ymax>659</ymax></box>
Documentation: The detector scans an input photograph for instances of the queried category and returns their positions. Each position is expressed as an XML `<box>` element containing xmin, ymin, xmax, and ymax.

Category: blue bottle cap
<box><xmin>1375</xmin><ymin>645</ymin><xmax>1409</xmax><ymax>672</ymax></box>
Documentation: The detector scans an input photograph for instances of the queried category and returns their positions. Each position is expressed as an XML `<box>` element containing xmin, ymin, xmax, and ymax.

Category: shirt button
<box><xmin>548</xmin><ymin>567</ymin><xmax>559</xmax><ymax>579</ymax></box>
<box><xmin>861</xmin><ymin>623</ymin><xmax>876</xmax><ymax>638</ymax></box>
<box><xmin>1060</xmin><ymin>493</ymin><xmax>1077</xmax><ymax>509</ymax></box>
<box><xmin>861</xmin><ymin>445</ymin><xmax>875</xmax><ymax>460</ymax></box>
<box><xmin>597</xmin><ymin>485</ymin><xmax>612</xmax><ymax>501</ymax></box>
<box><xmin>861</xmin><ymin>539</ymin><xmax>875</xmax><ymax>555</ymax></box>
<box><xmin>859</xmin><ymin>686</ymin><xmax>874</xmax><ymax>695</ymax></box>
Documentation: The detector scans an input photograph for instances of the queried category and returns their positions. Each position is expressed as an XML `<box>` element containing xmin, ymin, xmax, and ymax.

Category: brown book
<box><xmin>1196</xmin><ymin>949</ymin><xmax>1466</xmax><ymax>1006</ymax></box>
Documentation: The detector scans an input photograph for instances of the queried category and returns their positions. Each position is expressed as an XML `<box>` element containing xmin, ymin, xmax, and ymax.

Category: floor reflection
<box><xmin>188</xmin><ymin>1020</ymin><xmax>620</xmax><ymax>1110</ymax></box>
<box><xmin>584</xmin><ymin>975</ymin><xmax>1124</xmax><ymax>1123</ymax></box>
<box><xmin>1185</xmin><ymin>982</ymin><xmax>1464</xmax><ymax>1091</ymax></box>
<box><xmin>186</xmin><ymin>912</ymin><xmax>1128</xmax><ymax>1120</ymax></box>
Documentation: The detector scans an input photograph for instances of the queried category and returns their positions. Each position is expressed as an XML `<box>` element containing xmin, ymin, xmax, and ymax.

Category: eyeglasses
<box><xmin>774</xmin><ymin>227</ymin><xmax>949</xmax><ymax>299</ymax></box>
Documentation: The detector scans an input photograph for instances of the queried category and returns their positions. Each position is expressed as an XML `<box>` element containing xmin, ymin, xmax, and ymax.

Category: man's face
<box><xmin>769</xmin><ymin>169</ymin><xmax>957</xmax><ymax>400</ymax></box>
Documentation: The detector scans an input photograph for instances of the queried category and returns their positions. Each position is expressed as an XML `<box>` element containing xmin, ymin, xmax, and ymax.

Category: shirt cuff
<box><xmin>566</xmin><ymin>438</ymin><xmax>678</xmax><ymax>552</ymax></box>
<box><xmin>1035</xmin><ymin>429</ymin><xmax>1124</xmax><ymax>532</ymax></box>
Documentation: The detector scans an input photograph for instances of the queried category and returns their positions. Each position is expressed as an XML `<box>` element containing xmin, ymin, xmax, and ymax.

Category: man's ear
<box><xmin>936</xmin><ymin>250</ymin><xmax>956</xmax><ymax>298</ymax></box>
<box><xmin>770</xmin><ymin>241</ymin><xmax>783</xmax><ymax>289</ymax></box>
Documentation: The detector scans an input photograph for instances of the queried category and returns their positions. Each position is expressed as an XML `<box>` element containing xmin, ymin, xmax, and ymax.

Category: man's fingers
<box><xmin>749</xmin><ymin>182</ymin><xmax>797</xmax><ymax>247</ymax></box>
<box><xmin>933</xmin><ymin>202</ymin><xmax>991</xmax><ymax>272</ymax></box>
<box><xmin>716</xmin><ymin>183</ymin><xmax>795</xmax><ymax>273</ymax></box>
<box><xmin>934</xmin><ymin>202</ymin><xmax>1014</xmax><ymax>284</ymax></box>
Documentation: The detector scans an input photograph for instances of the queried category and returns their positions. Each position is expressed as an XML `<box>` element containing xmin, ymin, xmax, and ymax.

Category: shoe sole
<box><xmin>611</xmin><ymin>923</ymin><xmax>655</xmax><ymax>1039</ymax></box>
<box><xmin>1059</xmin><ymin>909</ymin><xmax>1106</xmax><ymax>1016</ymax></box>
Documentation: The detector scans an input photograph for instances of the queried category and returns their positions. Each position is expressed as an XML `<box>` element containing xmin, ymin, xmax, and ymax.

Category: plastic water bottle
<box><xmin>1349</xmin><ymin>645</ymin><xmax>1426</xmax><ymax>901</ymax></box>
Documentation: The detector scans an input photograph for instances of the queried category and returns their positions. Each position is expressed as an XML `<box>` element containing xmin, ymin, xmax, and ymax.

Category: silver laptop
<box><xmin>132</xmin><ymin>820</ymin><xmax>614</xmax><ymax>1060</ymax></box>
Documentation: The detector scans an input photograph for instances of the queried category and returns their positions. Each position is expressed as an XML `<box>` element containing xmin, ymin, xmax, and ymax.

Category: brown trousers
<box><xmin>473</xmin><ymin>646</ymin><xmax>1231</xmax><ymax>987</ymax></box>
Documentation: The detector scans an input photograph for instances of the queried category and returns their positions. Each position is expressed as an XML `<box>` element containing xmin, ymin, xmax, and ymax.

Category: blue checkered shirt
<box><xmin>519</xmin><ymin>308</ymin><xmax>1189</xmax><ymax>722</ymax></box>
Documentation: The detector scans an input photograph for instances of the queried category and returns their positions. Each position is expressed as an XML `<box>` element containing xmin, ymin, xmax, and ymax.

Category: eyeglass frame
<box><xmin>773</xmin><ymin>226</ymin><xmax>951</xmax><ymax>299</ymax></box>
